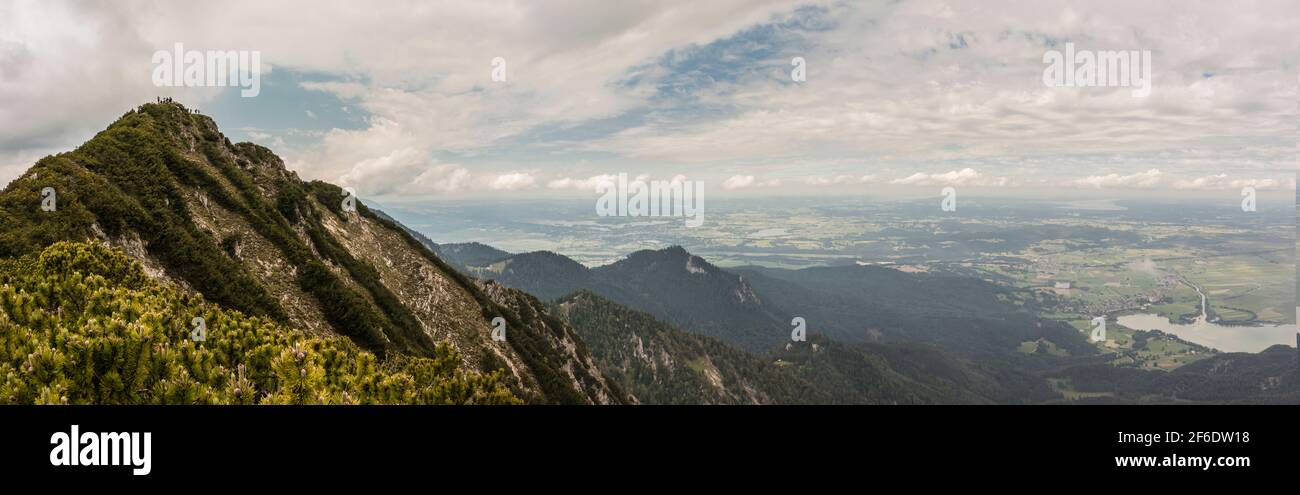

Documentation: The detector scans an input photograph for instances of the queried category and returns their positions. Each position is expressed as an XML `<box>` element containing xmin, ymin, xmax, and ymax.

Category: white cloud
<box><xmin>889</xmin><ymin>168</ymin><xmax>1010</xmax><ymax>187</ymax></box>
<box><xmin>1</xmin><ymin>0</ymin><xmax>1294</xmax><ymax>196</ymax></box>
<box><xmin>547</xmin><ymin>174</ymin><xmax>617</xmax><ymax>191</ymax></box>
<box><xmin>335</xmin><ymin>147</ymin><xmax>468</xmax><ymax>195</ymax></box>
<box><xmin>1171</xmin><ymin>174</ymin><xmax>1290</xmax><ymax>191</ymax></box>
<box><xmin>580</xmin><ymin>1</ymin><xmax>1296</xmax><ymax>185</ymax></box>
<box><xmin>332</xmin><ymin>147</ymin><xmax>565</xmax><ymax>196</ymax></box>
<box><xmin>0</xmin><ymin>0</ymin><xmax>222</xmax><ymax>184</ymax></box>
<box><xmin>1072</xmin><ymin>169</ymin><xmax>1163</xmax><ymax>189</ymax></box>
<box><xmin>487</xmin><ymin>172</ymin><xmax>537</xmax><ymax>191</ymax></box>
<box><xmin>0</xmin><ymin>0</ymin><xmax>811</xmax><ymax>187</ymax></box>
<box><xmin>411</xmin><ymin>164</ymin><xmax>473</xmax><ymax>194</ymax></box>
<box><xmin>805</xmin><ymin>174</ymin><xmax>878</xmax><ymax>186</ymax></box>
<box><xmin>722</xmin><ymin>175</ymin><xmax>781</xmax><ymax>190</ymax></box>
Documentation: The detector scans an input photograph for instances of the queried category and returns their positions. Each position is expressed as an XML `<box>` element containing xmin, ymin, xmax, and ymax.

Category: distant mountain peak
<box><xmin>621</xmin><ymin>245</ymin><xmax>716</xmax><ymax>271</ymax></box>
<box><xmin>626</xmin><ymin>245</ymin><xmax>689</xmax><ymax>259</ymax></box>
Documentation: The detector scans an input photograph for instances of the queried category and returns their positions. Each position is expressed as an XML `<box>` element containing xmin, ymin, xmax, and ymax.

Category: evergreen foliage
<box><xmin>0</xmin><ymin>241</ymin><xmax>519</xmax><ymax>405</ymax></box>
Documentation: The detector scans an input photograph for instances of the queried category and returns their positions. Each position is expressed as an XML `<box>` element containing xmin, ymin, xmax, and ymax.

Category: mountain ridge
<box><xmin>0</xmin><ymin>101</ymin><xmax>623</xmax><ymax>404</ymax></box>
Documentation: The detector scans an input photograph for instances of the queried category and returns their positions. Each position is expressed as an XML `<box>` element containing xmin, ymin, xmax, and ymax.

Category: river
<box><xmin>1116</xmin><ymin>275</ymin><xmax>1295</xmax><ymax>353</ymax></box>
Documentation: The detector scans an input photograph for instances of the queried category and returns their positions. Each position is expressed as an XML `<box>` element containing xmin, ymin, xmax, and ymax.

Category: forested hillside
<box><xmin>451</xmin><ymin>244</ymin><xmax>1296</xmax><ymax>404</ymax></box>
<box><xmin>558</xmin><ymin>290</ymin><xmax>825</xmax><ymax>404</ymax></box>
<box><xmin>558</xmin><ymin>290</ymin><xmax>1011</xmax><ymax>404</ymax></box>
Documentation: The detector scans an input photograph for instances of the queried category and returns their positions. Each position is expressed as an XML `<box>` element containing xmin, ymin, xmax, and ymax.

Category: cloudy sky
<box><xmin>1</xmin><ymin>0</ymin><xmax>1296</xmax><ymax>200</ymax></box>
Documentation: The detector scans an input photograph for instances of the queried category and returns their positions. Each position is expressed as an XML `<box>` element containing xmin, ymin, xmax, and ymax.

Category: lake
<box><xmin>1116</xmin><ymin>313</ymin><xmax>1296</xmax><ymax>353</ymax></box>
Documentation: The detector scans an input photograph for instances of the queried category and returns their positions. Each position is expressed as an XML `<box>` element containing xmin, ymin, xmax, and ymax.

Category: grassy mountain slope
<box><xmin>0</xmin><ymin>101</ymin><xmax>620</xmax><ymax>404</ymax></box>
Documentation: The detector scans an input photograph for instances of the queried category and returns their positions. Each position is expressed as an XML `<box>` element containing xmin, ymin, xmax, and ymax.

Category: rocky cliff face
<box><xmin>477</xmin><ymin>280</ymin><xmax>629</xmax><ymax>404</ymax></box>
<box><xmin>0</xmin><ymin>101</ymin><xmax>621</xmax><ymax>404</ymax></box>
